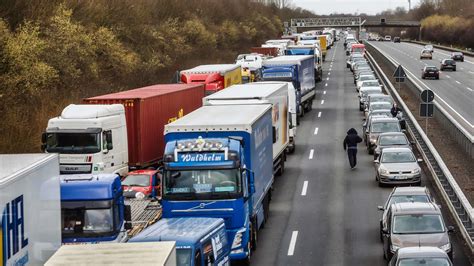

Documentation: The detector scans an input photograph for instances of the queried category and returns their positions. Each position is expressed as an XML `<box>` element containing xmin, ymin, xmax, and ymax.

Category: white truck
<box><xmin>45</xmin><ymin>242</ymin><xmax>176</xmax><ymax>266</ymax></box>
<box><xmin>203</xmin><ymin>82</ymin><xmax>291</xmax><ymax>171</ymax></box>
<box><xmin>0</xmin><ymin>154</ymin><xmax>62</xmax><ymax>265</ymax></box>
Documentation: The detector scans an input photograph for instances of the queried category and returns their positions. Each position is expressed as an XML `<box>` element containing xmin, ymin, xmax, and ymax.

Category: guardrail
<box><xmin>403</xmin><ymin>40</ymin><xmax>474</xmax><ymax>57</ymax></box>
<box><xmin>366</xmin><ymin>42</ymin><xmax>474</xmax><ymax>160</ymax></box>
<box><xmin>365</xmin><ymin>49</ymin><xmax>474</xmax><ymax>254</ymax></box>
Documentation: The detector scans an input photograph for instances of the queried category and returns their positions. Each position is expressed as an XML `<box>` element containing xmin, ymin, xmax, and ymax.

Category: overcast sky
<box><xmin>292</xmin><ymin>0</ymin><xmax>421</xmax><ymax>15</ymax></box>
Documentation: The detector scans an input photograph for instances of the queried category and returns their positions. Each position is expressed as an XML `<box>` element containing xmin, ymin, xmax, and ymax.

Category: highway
<box><xmin>250</xmin><ymin>41</ymin><xmax>471</xmax><ymax>265</ymax></box>
<box><xmin>367</xmin><ymin>41</ymin><xmax>474</xmax><ymax>135</ymax></box>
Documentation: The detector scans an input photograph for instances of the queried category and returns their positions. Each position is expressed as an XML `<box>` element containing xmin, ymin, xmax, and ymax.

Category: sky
<box><xmin>292</xmin><ymin>0</ymin><xmax>422</xmax><ymax>15</ymax></box>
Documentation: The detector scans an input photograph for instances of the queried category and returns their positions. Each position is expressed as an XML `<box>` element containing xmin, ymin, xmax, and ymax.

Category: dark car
<box><xmin>421</xmin><ymin>66</ymin><xmax>439</xmax><ymax>79</ymax></box>
<box><xmin>393</xmin><ymin>37</ymin><xmax>401</xmax><ymax>43</ymax></box>
<box><xmin>440</xmin><ymin>59</ymin><xmax>456</xmax><ymax>71</ymax></box>
<box><xmin>451</xmin><ymin>52</ymin><xmax>464</xmax><ymax>62</ymax></box>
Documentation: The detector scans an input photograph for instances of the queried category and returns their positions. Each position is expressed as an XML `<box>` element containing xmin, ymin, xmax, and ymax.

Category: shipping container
<box><xmin>250</xmin><ymin>47</ymin><xmax>280</xmax><ymax>57</ymax></box>
<box><xmin>84</xmin><ymin>84</ymin><xmax>204</xmax><ymax>167</ymax></box>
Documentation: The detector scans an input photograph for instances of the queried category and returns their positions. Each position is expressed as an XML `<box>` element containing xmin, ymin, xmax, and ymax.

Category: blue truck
<box><xmin>285</xmin><ymin>44</ymin><xmax>323</xmax><ymax>82</ymax></box>
<box><xmin>130</xmin><ymin>217</ymin><xmax>230</xmax><ymax>266</ymax></box>
<box><xmin>161</xmin><ymin>104</ymin><xmax>274</xmax><ymax>263</ymax></box>
<box><xmin>262</xmin><ymin>55</ymin><xmax>316</xmax><ymax>119</ymax></box>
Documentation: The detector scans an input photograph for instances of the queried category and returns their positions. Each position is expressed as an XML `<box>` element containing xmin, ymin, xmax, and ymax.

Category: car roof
<box><xmin>379</xmin><ymin>132</ymin><xmax>406</xmax><ymax>137</ymax></box>
<box><xmin>392</xmin><ymin>186</ymin><xmax>428</xmax><ymax>196</ymax></box>
<box><xmin>369</xmin><ymin>94</ymin><xmax>389</xmax><ymax>98</ymax></box>
<box><xmin>382</xmin><ymin>147</ymin><xmax>412</xmax><ymax>153</ymax></box>
<box><xmin>371</xmin><ymin>117</ymin><xmax>399</xmax><ymax>123</ymax></box>
<box><xmin>391</xmin><ymin>202</ymin><xmax>440</xmax><ymax>214</ymax></box>
<box><xmin>127</xmin><ymin>169</ymin><xmax>158</xmax><ymax>176</ymax></box>
<box><xmin>425</xmin><ymin>65</ymin><xmax>437</xmax><ymax>68</ymax></box>
<box><xmin>370</xmin><ymin>101</ymin><xmax>391</xmax><ymax>106</ymax></box>
<box><xmin>397</xmin><ymin>247</ymin><xmax>449</xmax><ymax>259</ymax></box>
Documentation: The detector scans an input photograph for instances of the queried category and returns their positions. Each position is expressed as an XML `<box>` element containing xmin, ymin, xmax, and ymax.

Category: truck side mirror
<box><xmin>272</xmin><ymin>126</ymin><xmax>277</xmax><ymax>144</ymax></box>
<box><xmin>124</xmin><ymin>204</ymin><xmax>132</xmax><ymax>230</ymax></box>
<box><xmin>246</xmin><ymin>168</ymin><xmax>255</xmax><ymax>194</ymax></box>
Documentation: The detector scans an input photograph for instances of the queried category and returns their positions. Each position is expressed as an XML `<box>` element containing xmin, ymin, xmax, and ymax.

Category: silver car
<box><xmin>366</xmin><ymin>94</ymin><xmax>393</xmax><ymax>109</ymax></box>
<box><xmin>355</xmin><ymin>75</ymin><xmax>377</xmax><ymax>90</ymax></box>
<box><xmin>378</xmin><ymin>187</ymin><xmax>434</xmax><ymax>242</ymax></box>
<box><xmin>367</xmin><ymin>117</ymin><xmax>401</xmax><ymax>153</ymax></box>
<box><xmin>359</xmin><ymin>87</ymin><xmax>382</xmax><ymax>111</ymax></box>
<box><xmin>374</xmin><ymin>147</ymin><xmax>422</xmax><ymax>186</ymax></box>
<box><xmin>389</xmin><ymin>247</ymin><xmax>452</xmax><ymax>266</ymax></box>
<box><xmin>382</xmin><ymin>202</ymin><xmax>454</xmax><ymax>261</ymax></box>
<box><xmin>374</xmin><ymin>132</ymin><xmax>412</xmax><ymax>160</ymax></box>
<box><xmin>365</xmin><ymin>101</ymin><xmax>392</xmax><ymax>119</ymax></box>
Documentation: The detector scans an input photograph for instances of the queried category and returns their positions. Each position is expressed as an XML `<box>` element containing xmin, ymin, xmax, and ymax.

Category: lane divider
<box><xmin>301</xmin><ymin>181</ymin><xmax>308</xmax><ymax>196</ymax></box>
<box><xmin>308</xmin><ymin>149</ymin><xmax>314</xmax><ymax>160</ymax></box>
<box><xmin>287</xmin><ymin>231</ymin><xmax>298</xmax><ymax>256</ymax></box>
<box><xmin>314</xmin><ymin>127</ymin><xmax>319</xmax><ymax>135</ymax></box>
<box><xmin>318</xmin><ymin>111</ymin><xmax>322</xmax><ymax>118</ymax></box>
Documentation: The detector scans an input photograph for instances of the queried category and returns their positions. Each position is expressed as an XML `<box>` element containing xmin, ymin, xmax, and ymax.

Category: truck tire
<box><xmin>251</xmin><ymin>219</ymin><xmax>258</xmax><ymax>251</ymax></box>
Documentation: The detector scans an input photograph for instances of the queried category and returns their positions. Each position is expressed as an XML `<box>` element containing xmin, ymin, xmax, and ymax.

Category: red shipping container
<box><xmin>84</xmin><ymin>84</ymin><xmax>204</xmax><ymax>168</ymax></box>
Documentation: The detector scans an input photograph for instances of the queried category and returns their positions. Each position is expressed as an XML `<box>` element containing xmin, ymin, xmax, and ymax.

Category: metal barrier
<box><xmin>404</xmin><ymin>40</ymin><xmax>474</xmax><ymax>57</ymax></box>
<box><xmin>365</xmin><ymin>49</ymin><xmax>474</xmax><ymax>253</ymax></box>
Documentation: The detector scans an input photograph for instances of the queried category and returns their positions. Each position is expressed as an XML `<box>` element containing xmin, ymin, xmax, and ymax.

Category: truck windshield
<box><xmin>163</xmin><ymin>168</ymin><xmax>242</xmax><ymax>200</ymax></box>
<box><xmin>46</xmin><ymin>132</ymin><xmax>101</xmax><ymax>154</ymax></box>
<box><xmin>176</xmin><ymin>248</ymin><xmax>192</xmax><ymax>266</ymax></box>
<box><xmin>61</xmin><ymin>200</ymin><xmax>117</xmax><ymax>237</ymax></box>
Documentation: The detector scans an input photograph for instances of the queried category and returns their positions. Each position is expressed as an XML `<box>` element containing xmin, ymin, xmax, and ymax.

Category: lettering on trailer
<box><xmin>262</xmin><ymin>72</ymin><xmax>292</xmax><ymax>78</ymax></box>
<box><xmin>178</xmin><ymin>153</ymin><xmax>225</xmax><ymax>163</ymax></box>
<box><xmin>1</xmin><ymin>195</ymin><xmax>29</xmax><ymax>266</ymax></box>
<box><xmin>255</xmin><ymin>125</ymin><xmax>270</xmax><ymax>149</ymax></box>
<box><xmin>167</xmin><ymin>108</ymin><xmax>185</xmax><ymax>124</ymax></box>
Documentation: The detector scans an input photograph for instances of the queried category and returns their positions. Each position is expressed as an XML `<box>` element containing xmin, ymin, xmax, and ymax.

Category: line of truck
<box><xmin>1</xmin><ymin>32</ymin><xmax>338</xmax><ymax>265</ymax></box>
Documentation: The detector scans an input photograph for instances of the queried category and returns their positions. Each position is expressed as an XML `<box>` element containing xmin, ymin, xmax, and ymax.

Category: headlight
<box><xmin>390</xmin><ymin>244</ymin><xmax>401</xmax><ymax>253</ymax></box>
<box><xmin>379</xmin><ymin>168</ymin><xmax>389</xmax><ymax>175</ymax></box>
<box><xmin>231</xmin><ymin>228</ymin><xmax>246</xmax><ymax>249</ymax></box>
<box><xmin>439</xmin><ymin>243</ymin><xmax>451</xmax><ymax>252</ymax></box>
<box><xmin>411</xmin><ymin>168</ymin><xmax>420</xmax><ymax>174</ymax></box>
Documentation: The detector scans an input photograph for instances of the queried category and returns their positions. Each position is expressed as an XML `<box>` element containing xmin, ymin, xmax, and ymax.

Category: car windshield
<box><xmin>122</xmin><ymin>174</ymin><xmax>150</xmax><ymax>187</ymax></box>
<box><xmin>379</xmin><ymin>135</ymin><xmax>408</xmax><ymax>146</ymax></box>
<box><xmin>398</xmin><ymin>258</ymin><xmax>450</xmax><ymax>266</ymax></box>
<box><xmin>62</xmin><ymin>200</ymin><xmax>115</xmax><ymax>237</ymax></box>
<box><xmin>46</xmin><ymin>132</ymin><xmax>101</xmax><ymax>154</ymax></box>
<box><xmin>387</xmin><ymin>195</ymin><xmax>430</xmax><ymax>208</ymax></box>
<box><xmin>372</xmin><ymin>122</ymin><xmax>400</xmax><ymax>133</ymax></box>
<box><xmin>381</xmin><ymin>151</ymin><xmax>415</xmax><ymax>163</ymax></box>
<box><xmin>353</xmin><ymin>47</ymin><xmax>364</xmax><ymax>53</ymax></box>
<box><xmin>370</xmin><ymin>111</ymin><xmax>391</xmax><ymax>118</ymax></box>
<box><xmin>361</xmin><ymin>76</ymin><xmax>375</xmax><ymax>81</ymax></box>
<box><xmin>370</xmin><ymin>96</ymin><xmax>391</xmax><ymax>103</ymax></box>
<box><xmin>422</xmin><ymin>50</ymin><xmax>430</xmax><ymax>54</ymax></box>
<box><xmin>393</xmin><ymin>214</ymin><xmax>444</xmax><ymax>234</ymax></box>
<box><xmin>163</xmin><ymin>168</ymin><xmax>242</xmax><ymax>199</ymax></box>
<box><xmin>363</xmin><ymin>81</ymin><xmax>379</xmax><ymax>87</ymax></box>
<box><xmin>176</xmin><ymin>248</ymin><xmax>192</xmax><ymax>266</ymax></box>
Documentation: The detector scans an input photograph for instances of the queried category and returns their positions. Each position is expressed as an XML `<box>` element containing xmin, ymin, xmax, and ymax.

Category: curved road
<box><xmin>249</xmin><ymin>41</ymin><xmax>471</xmax><ymax>265</ymax></box>
<box><xmin>368</xmin><ymin>41</ymin><xmax>474</xmax><ymax>136</ymax></box>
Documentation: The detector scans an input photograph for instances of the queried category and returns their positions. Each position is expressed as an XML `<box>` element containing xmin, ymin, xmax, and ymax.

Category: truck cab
<box><xmin>130</xmin><ymin>217</ymin><xmax>230</xmax><ymax>266</ymax></box>
<box><xmin>43</xmin><ymin>104</ymin><xmax>128</xmax><ymax>177</ymax></box>
<box><xmin>60</xmin><ymin>174</ymin><xmax>131</xmax><ymax>244</ymax></box>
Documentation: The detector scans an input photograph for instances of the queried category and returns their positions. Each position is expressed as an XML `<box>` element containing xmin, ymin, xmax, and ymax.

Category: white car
<box><xmin>356</xmin><ymin>76</ymin><xmax>377</xmax><ymax>91</ymax></box>
<box><xmin>384</xmin><ymin>35</ymin><xmax>392</xmax><ymax>41</ymax></box>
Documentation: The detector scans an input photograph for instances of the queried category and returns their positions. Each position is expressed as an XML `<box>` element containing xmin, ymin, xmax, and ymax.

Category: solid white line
<box><xmin>455</xmin><ymin>80</ymin><xmax>461</xmax><ymax>84</ymax></box>
<box><xmin>323</xmin><ymin>90</ymin><xmax>326</xmax><ymax>95</ymax></box>
<box><xmin>318</xmin><ymin>111</ymin><xmax>322</xmax><ymax>117</ymax></box>
<box><xmin>301</xmin><ymin>181</ymin><xmax>308</xmax><ymax>196</ymax></box>
<box><xmin>321</xmin><ymin>100</ymin><xmax>325</xmax><ymax>105</ymax></box>
<box><xmin>287</xmin><ymin>231</ymin><xmax>298</xmax><ymax>256</ymax></box>
<box><xmin>314</xmin><ymin>127</ymin><xmax>319</xmax><ymax>135</ymax></box>
<box><xmin>325</xmin><ymin>83</ymin><xmax>328</xmax><ymax>87</ymax></box>
<box><xmin>309</xmin><ymin>149</ymin><xmax>314</xmax><ymax>159</ymax></box>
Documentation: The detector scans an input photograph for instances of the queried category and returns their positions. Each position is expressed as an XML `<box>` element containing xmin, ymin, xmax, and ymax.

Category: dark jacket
<box><xmin>343</xmin><ymin>128</ymin><xmax>363</xmax><ymax>150</ymax></box>
<box><xmin>391</xmin><ymin>106</ymin><xmax>402</xmax><ymax>117</ymax></box>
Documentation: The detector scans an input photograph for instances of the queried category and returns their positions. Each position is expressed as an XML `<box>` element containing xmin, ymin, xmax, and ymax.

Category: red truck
<box><xmin>180</xmin><ymin>64</ymin><xmax>242</xmax><ymax>95</ymax></box>
<box><xmin>121</xmin><ymin>169</ymin><xmax>161</xmax><ymax>199</ymax></box>
<box><xmin>83</xmin><ymin>84</ymin><xmax>204</xmax><ymax>170</ymax></box>
<box><xmin>250</xmin><ymin>47</ymin><xmax>280</xmax><ymax>57</ymax></box>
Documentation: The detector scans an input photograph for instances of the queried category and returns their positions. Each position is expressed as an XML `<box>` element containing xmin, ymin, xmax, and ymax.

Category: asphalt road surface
<box><xmin>249</xmin><ymin>41</ymin><xmax>471</xmax><ymax>266</ymax></box>
<box><xmin>368</xmin><ymin>41</ymin><xmax>474</xmax><ymax>135</ymax></box>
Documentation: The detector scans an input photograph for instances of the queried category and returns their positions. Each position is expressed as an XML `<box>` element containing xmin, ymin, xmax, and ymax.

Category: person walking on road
<box><xmin>343</xmin><ymin>128</ymin><xmax>363</xmax><ymax>169</ymax></box>
<box><xmin>390</xmin><ymin>103</ymin><xmax>402</xmax><ymax>118</ymax></box>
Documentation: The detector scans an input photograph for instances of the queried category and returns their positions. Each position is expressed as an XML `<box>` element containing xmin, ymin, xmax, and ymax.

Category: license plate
<box><xmin>392</xmin><ymin>175</ymin><xmax>408</xmax><ymax>180</ymax></box>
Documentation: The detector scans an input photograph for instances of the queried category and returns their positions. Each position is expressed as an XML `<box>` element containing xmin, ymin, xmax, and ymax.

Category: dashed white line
<box><xmin>325</xmin><ymin>83</ymin><xmax>328</xmax><ymax>87</ymax></box>
<box><xmin>326</xmin><ymin>77</ymin><xmax>330</xmax><ymax>81</ymax></box>
<box><xmin>321</xmin><ymin>100</ymin><xmax>325</xmax><ymax>105</ymax></box>
<box><xmin>314</xmin><ymin>127</ymin><xmax>319</xmax><ymax>135</ymax></box>
<box><xmin>318</xmin><ymin>111</ymin><xmax>322</xmax><ymax>117</ymax></box>
<box><xmin>467</xmin><ymin>87</ymin><xmax>473</xmax><ymax>92</ymax></box>
<box><xmin>323</xmin><ymin>90</ymin><xmax>326</xmax><ymax>95</ymax></box>
<box><xmin>287</xmin><ymin>231</ymin><xmax>298</xmax><ymax>256</ymax></box>
<box><xmin>445</xmin><ymin>75</ymin><xmax>451</xmax><ymax>78</ymax></box>
<box><xmin>301</xmin><ymin>181</ymin><xmax>308</xmax><ymax>196</ymax></box>
<box><xmin>328</xmin><ymin>72</ymin><xmax>331</xmax><ymax>76</ymax></box>
<box><xmin>455</xmin><ymin>80</ymin><xmax>461</xmax><ymax>84</ymax></box>
<box><xmin>308</xmin><ymin>149</ymin><xmax>314</xmax><ymax>159</ymax></box>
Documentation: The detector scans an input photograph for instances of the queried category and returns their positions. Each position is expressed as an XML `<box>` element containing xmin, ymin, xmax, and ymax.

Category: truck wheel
<box><xmin>298</xmin><ymin>104</ymin><xmax>305</xmax><ymax>117</ymax></box>
<box><xmin>251</xmin><ymin>220</ymin><xmax>258</xmax><ymax>251</ymax></box>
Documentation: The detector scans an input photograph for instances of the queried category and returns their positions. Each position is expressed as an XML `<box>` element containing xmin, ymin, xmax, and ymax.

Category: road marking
<box><xmin>323</xmin><ymin>90</ymin><xmax>326</xmax><ymax>95</ymax></box>
<box><xmin>321</xmin><ymin>100</ymin><xmax>325</xmax><ymax>105</ymax></box>
<box><xmin>326</xmin><ymin>77</ymin><xmax>330</xmax><ymax>81</ymax></box>
<box><xmin>325</xmin><ymin>83</ymin><xmax>328</xmax><ymax>87</ymax></box>
<box><xmin>445</xmin><ymin>75</ymin><xmax>450</xmax><ymax>78</ymax></box>
<box><xmin>469</xmin><ymin>71</ymin><xmax>474</xmax><ymax>74</ymax></box>
<box><xmin>309</xmin><ymin>149</ymin><xmax>314</xmax><ymax>159</ymax></box>
<box><xmin>460</xmin><ymin>68</ymin><xmax>464</xmax><ymax>70</ymax></box>
<box><xmin>455</xmin><ymin>80</ymin><xmax>461</xmax><ymax>84</ymax></box>
<box><xmin>318</xmin><ymin>111</ymin><xmax>322</xmax><ymax>117</ymax></box>
<box><xmin>301</xmin><ymin>181</ymin><xmax>308</xmax><ymax>196</ymax></box>
<box><xmin>314</xmin><ymin>127</ymin><xmax>319</xmax><ymax>135</ymax></box>
<box><xmin>287</xmin><ymin>231</ymin><xmax>298</xmax><ymax>256</ymax></box>
<box><xmin>467</xmin><ymin>87</ymin><xmax>473</xmax><ymax>92</ymax></box>
<box><xmin>328</xmin><ymin>72</ymin><xmax>331</xmax><ymax>76</ymax></box>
